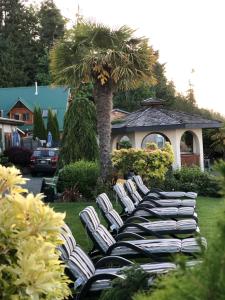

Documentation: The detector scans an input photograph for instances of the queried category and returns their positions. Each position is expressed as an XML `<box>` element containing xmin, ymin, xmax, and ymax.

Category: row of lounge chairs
<box><xmin>58</xmin><ymin>175</ymin><xmax>206</xmax><ymax>299</ymax></box>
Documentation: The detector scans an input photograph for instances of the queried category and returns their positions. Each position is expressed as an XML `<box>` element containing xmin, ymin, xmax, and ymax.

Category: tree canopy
<box><xmin>0</xmin><ymin>0</ymin><xmax>65</xmax><ymax>87</ymax></box>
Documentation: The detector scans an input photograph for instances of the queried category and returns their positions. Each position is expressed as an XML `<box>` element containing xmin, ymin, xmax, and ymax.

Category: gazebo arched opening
<box><xmin>141</xmin><ymin>132</ymin><xmax>170</xmax><ymax>149</ymax></box>
<box><xmin>117</xmin><ymin>135</ymin><xmax>132</xmax><ymax>149</ymax></box>
<box><xmin>180</xmin><ymin>130</ymin><xmax>200</xmax><ymax>167</ymax></box>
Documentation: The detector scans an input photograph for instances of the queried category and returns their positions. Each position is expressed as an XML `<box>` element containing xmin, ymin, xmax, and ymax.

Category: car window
<box><xmin>33</xmin><ymin>150</ymin><xmax>58</xmax><ymax>157</ymax></box>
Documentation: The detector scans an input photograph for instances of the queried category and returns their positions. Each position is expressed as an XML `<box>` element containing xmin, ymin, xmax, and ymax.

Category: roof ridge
<box><xmin>125</xmin><ymin>107</ymin><xmax>148</xmax><ymax>126</ymax></box>
<box><xmin>159</xmin><ymin>108</ymin><xmax>183</xmax><ymax>124</ymax></box>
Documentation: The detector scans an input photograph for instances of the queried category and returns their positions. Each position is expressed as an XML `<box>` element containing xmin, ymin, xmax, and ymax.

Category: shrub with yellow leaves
<box><xmin>0</xmin><ymin>165</ymin><xmax>71</xmax><ymax>299</ymax></box>
<box><xmin>112</xmin><ymin>142</ymin><xmax>174</xmax><ymax>182</ymax></box>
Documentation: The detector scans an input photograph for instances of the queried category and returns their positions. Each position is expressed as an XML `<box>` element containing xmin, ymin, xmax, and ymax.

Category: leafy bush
<box><xmin>100</xmin><ymin>265</ymin><xmax>149</xmax><ymax>300</ymax></box>
<box><xmin>4</xmin><ymin>146</ymin><xmax>32</xmax><ymax>167</ymax></box>
<box><xmin>162</xmin><ymin>166</ymin><xmax>220</xmax><ymax>197</ymax></box>
<box><xmin>118</xmin><ymin>140</ymin><xmax>132</xmax><ymax>149</ymax></box>
<box><xmin>0</xmin><ymin>154</ymin><xmax>11</xmax><ymax>166</ymax></box>
<box><xmin>0</xmin><ymin>165</ymin><xmax>70</xmax><ymax>299</ymax></box>
<box><xmin>112</xmin><ymin>142</ymin><xmax>174</xmax><ymax>181</ymax></box>
<box><xmin>57</xmin><ymin>160</ymin><xmax>100</xmax><ymax>199</ymax></box>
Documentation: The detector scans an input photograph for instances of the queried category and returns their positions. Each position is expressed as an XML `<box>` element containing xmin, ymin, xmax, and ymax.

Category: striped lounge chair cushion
<box><xmin>80</xmin><ymin>206</ymin><xmax>116</xmax><ymax>253</ymax></box>
<box><xmin>110</xmin><ymin>237</ymin><xmax>206</xmax><ymax>256</ymax></box>
<box><xmin>126</xmin><ymin>179</ymin><xmax>196</xmax><ymax>207</ymax></box>
<box><xmin>113</xmin><ymin>183</ymin><xmax>136</xmax><ymax>214</ymax></box>
<box><xmin>96</xmin><ymin>193</ymin><xmax>124</xmax><ymax>230</ymax></box>
<box><xmin>133</xmin><ymin>175</ymin><xmax>197</xmax><ymax>199</ymax></box>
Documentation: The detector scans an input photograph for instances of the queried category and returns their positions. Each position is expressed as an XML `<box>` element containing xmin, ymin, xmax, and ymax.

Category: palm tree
<box><xmin>50</xmin><ymin>22</ymin><xmax>158</xmax><ymax>181</ymax></box>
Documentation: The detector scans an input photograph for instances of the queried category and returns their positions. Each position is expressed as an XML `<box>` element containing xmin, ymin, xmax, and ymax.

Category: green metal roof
<box><xmin>7</xmin><ymin>97</ymin><xmax>34</xmax><ymax>113</ymax></box>
<box><xmin>0</xmin><ymin>86</ymin><xmax>69</xmax><ymax>130</ymax></box>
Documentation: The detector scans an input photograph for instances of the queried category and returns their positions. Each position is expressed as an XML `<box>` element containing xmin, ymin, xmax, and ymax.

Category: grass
<box><xmin>51</xmin><ymin>196</ymin><xmax>225</xmax><ymax>252</ymax></box>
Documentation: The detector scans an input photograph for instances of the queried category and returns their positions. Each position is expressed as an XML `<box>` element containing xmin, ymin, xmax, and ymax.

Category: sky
<box><xmin>53</xmin><ymin>0</ymin><xmax>225</xmax><ymax>115</ymax></box>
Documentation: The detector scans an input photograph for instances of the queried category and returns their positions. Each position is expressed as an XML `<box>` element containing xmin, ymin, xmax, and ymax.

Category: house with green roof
<box><xmin>0</xmin><ymin>85</ymin><xmax>69</xmax><ymax>132</ymax></box>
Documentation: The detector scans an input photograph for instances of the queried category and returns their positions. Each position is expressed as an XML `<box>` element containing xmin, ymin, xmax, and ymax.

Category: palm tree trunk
<box><xmin>94</xmin><ymin>84</ymin><xmax>113</xmax><ymax>182</ymax></box>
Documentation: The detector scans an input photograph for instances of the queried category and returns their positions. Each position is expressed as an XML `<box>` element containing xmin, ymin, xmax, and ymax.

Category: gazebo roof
<box><xmin>112</xmin><ymin>106</ymin><xmax>222</xmax><ymax>133</ymax></box>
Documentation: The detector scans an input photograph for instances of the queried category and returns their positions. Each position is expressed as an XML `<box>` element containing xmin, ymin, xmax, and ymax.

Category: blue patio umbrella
<box><xmin>12</xmin><ymin>129</ymin><xmax>20</xmax><ymax>147</ymax></box>
<box><xmin>47</xmin><ymin>131</ymin><xmax>53</xmax><ymax>147</ymax></box>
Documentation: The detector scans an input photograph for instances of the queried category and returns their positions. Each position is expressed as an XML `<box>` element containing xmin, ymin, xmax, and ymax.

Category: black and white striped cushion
<box><xmin>59</xmin><ymin>231</ymin><xmax>95</xmax><ymax>284</ymax></box>
<box><xmin>97</xmin><ymin>194</ymin><xmax>198</xmax><ymax>234</ymax></box>
<box><xmin>68</xmin><ymin>246</ymin><xmax>95</xmax><ymax>282</ymax></box>
<box><xmin>80</xmin><ymin>206</ymin><xmax>116</xmax><ymax>254</ymax></box>
<box><xmin>90</xmin><ymin>262</ymin><xmax>176</xmax><ymax>291</ymax></box>
<box><xmin>125</xmin><ymin>179</ymin><xmax>143</xmax><ymax>204</ymax></box>
<box><xmin>126</xmin><ymin>179</ymin><xmax>196</xmax><ymax>207</ymax></box>
<box><xmin>97</xmin><ymin>193</ymin><xmax>124</xmax><ymax>230</ymax></box>
<box><xmin>79</xmin><ymin>206</ymin><xmax>101</xmax><ymax>231</ymax></box>
<box><xmin>96</xmin><ymin>193</ymin><xmax>113</xmax><ymax>213</ymax></box>
<box><xmin>133</xmin><ymin>175</ymin><xmax>197</xmax><ymax>199</ymax></box>
<box><xmin>110</xmin><ymin>237</ymin><xmax>206</xmax><ymax>256</ymax></box>
<box><xmin>113</xmin><ymin>184</ymin><xmax>136</xmax><ymax>213</ymax></box>
<box><xmin>133</xmin><ymin>207</ymin><xmax>196</xmax><ymax>218</ymax></box>
<box><xmin>133</xmin><ymin>175</ymin><xmax>150</xmax><ymax>195</ymax></box>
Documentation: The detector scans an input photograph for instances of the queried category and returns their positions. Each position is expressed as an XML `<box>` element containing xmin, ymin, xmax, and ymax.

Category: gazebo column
<box><xmin>193</xmin><ymin>129</ymin><xmax>204</xmax><ymax>171</ymax></box>
<box><xmin>167</xmin><ymin>130</ymin><xmax>181</xmax><ymax>170</ymax></box>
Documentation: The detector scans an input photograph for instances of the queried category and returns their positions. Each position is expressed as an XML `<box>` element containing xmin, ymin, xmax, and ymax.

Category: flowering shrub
<box><xmin>0</xmin><ymin>165</ymin><xmax>71</xmax><ymax>299</ymax></box>
<box><xmin>112</xmin><ymin>142</ymin><xmax>174</xmax><ymax>181</ymax></box>
<box><xmin>4</xmin><ymin>146</ymin><xmax>32</xmax><ymax>167</ymax></box>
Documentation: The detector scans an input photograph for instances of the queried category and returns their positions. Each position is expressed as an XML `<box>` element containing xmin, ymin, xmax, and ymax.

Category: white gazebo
<box><xmin>111</xmin><ymin>99</ymin><xmax>222</xmax><ymax>170</ymax></box>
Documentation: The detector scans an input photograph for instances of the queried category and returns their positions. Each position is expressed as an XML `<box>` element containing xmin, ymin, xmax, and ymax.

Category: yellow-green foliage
<box><xmin>112</xmin><ymin>142</ymin><xmax>174</xmax><ymax>181</ymax></box>
<box><xmin>0</xmin><ymin>165</ymin><xmax>71</xmax><ymax>300</ymax></box>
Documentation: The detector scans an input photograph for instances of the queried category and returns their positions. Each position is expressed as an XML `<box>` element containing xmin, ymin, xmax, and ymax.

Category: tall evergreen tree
<box><xmin>59</xmin><ymin>96</ymin><xmax>99</xmax><ymax>166</ymax></box>
<box><xmin>186</xmin><ymin>84</ymin><xmax>197</xmax><ymax>107</ymax></box>
<box><xmin>36</xmin><ymin>0</ymin><xmax>66</xmax><ymax>85</ymax></box>
<box><xmin>38</xmin><ymin>0</ymin><xmax>65</xmax><ymax>50</ymax></box>
<box><xmin>47</xmin><ymin>109</ymin><xmax>60</xmax><ymax>143</ymax></box>
<box><xmin>0</xmin><ymin>0</ymin><xmax>39</xmax><ymax>87</ymax></box>
<box><xmin>52</xmin><ymin>113</ymin><xmax>60</xmax><ymax>142</ymax></box>
<box><xmin>33</xmin><ymin>107</ymin><xmax>46</xmax><ymax>140</ymax></box>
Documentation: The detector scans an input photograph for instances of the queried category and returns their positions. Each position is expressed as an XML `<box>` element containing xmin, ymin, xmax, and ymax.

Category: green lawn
<box><xmin>51</xmin><ymin>197</ymin><xmax>225</xmax><ymax>252</ymax></box>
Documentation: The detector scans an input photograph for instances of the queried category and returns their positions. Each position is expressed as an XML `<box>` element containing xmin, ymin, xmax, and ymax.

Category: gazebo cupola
<box><xmin>111</xmin><ymin>98</ymin><xmax>222</xmax><ymax>170</ymax></box>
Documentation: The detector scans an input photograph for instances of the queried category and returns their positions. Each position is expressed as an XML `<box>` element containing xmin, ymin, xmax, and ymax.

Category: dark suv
<box><xmin>30</xmin><ymin>148</ymin><xmax>59</xmax><ymax>175</ymax></box>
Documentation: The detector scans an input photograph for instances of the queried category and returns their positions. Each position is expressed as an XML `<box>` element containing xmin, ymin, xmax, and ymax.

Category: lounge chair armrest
<box><xmin>133</xmin><ymin>207</ymin><xmax>169</xmax><ymax>221</ymax></box>
<box><xmin>107</xmin><ymin>241</ymin><xmax>160</xmax><ymax>261</ymax></box>
<box><xmin>138</xmin><ymin>203</ymin><xmax>156</xmax><ymax>209</ymax></box>
<box><xmin>118</xmin><ymin>223</ymin><xmax>164</xmax><ymax>239</ymax></box>
<box><xmin>78</xmin><ymin>273</ymin><xmax>124</xmax><ymax>300</ymax></box>
<box><xmin>143</xmin><ymin>194</ymin><xmax>159</xmax><ymax>201</ymax></box>
<box><xmin>125</xmin><ymin>216</ymin><xmax>150</xmax><ymax>223</ymax></box>
<box><xmin>140</xmin><ymin>198</ymin><xmax>162</xmax><ymax>207</ymax></box>
<box><xmin>115</xmin><ymin>232</ymin><xmax>145</xmax><ymax>241</ymax></box>
<box><xmin>95</xmin><ymin>256</ymin><xmax>134</xmax><ymax>268</ymax></box>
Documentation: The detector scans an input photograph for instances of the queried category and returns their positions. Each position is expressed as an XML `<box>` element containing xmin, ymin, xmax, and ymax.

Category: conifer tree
<box><xmin>53</xmin><ymin>112</ymin><xmax>60</xmax><ymax>142</ymax></box>
<box><xmin>47</xmin><ymin>109</ymin><xmax>60</xmax><ymax>143</ymax></box>
<box><xmin>33</xmin><ymin>107</ymin><xmax>46</xmax><ymax>140</ymax></box>
<box><xmin>59</xmin><ymin>96</ymin><xmax>99</xmax><ymax>166</ymax></box>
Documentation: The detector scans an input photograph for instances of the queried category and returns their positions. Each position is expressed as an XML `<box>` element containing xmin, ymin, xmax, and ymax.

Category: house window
<box><xmin>23</xmin><ymin>113</ymin><xmax>30</xmax><ymax>121</ymax></box>
<box><xmin>14</xmin><ymin>113</ymin><xmax>20</xmax><ymax>120</ymax></box>
<box><xmin>42</xmin><ymin>110</ymin><xmax>48</xmax><ymax>117</ymax></box>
